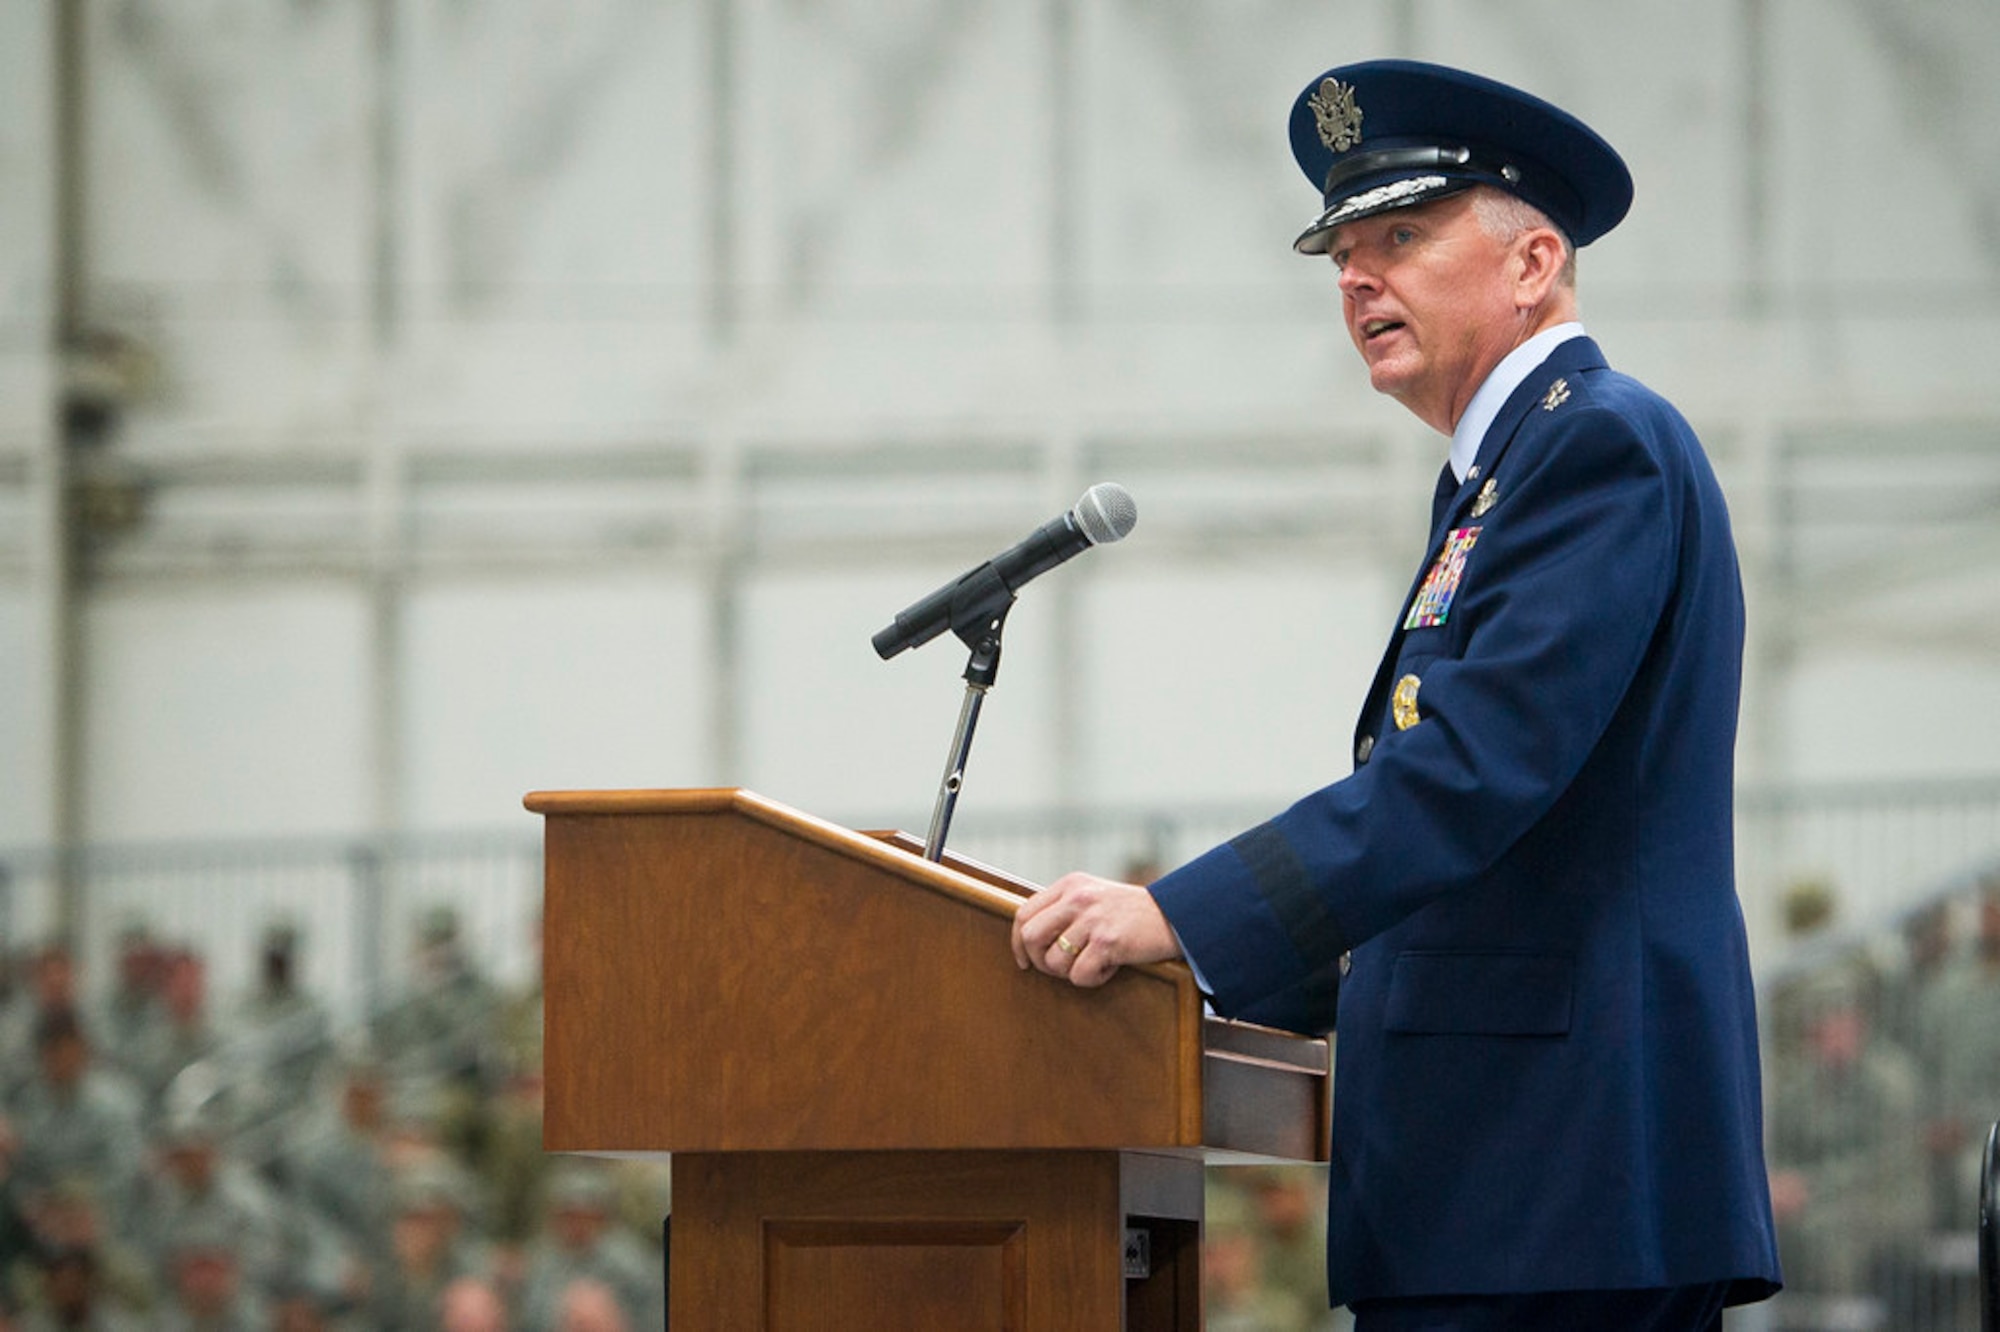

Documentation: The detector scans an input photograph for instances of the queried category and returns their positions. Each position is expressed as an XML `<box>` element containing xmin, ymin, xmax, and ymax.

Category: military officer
<box><xmin>1013</xmin><ymin>59</ymin><xmax>1782</xmax><ymax>1329</ymax></box>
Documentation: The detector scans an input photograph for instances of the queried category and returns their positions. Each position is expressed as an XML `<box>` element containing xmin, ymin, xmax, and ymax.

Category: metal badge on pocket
<box><xmin>1391</xmin><ymin>674</ymin><xmax>1422</xmax><ymax>731</ymax></box>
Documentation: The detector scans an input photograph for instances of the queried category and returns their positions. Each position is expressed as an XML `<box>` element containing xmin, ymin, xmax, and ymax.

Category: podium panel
<box><xmin>671</xmin><ymin>1149</ymin><xmax>1201</xmax><ymax>1332</ymax></box>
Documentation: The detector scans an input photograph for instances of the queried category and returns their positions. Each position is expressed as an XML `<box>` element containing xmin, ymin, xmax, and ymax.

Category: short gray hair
<box><xmin>1469</xmin><ymin>187</ymin><xmax>1576</xmax><ymax>288</ymax></box>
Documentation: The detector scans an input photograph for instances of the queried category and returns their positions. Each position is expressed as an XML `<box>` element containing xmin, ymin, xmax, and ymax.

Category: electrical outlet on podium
<box><xmin>1122</xmin><ymin>1226</ymin><xmax>1152</xmax><ymax>1279</ymax></box>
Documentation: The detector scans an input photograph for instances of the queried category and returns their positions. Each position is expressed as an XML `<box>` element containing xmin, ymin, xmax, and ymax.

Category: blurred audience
<box><xmin>0</xmin><ymin>904</ymin><xmax>674</xmax><ymax>1332</ymax></box>
<box><xmin>4</xmin><ymin>870</ymin><xmax>1994</xmax><ymax>1331</ymax></box>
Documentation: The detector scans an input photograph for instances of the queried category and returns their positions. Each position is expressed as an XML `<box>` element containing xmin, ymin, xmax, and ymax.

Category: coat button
<box><xmin>1355</xmin><ymin>734</ymin><xmax>1374</xmax><ymax>764</ymax></box>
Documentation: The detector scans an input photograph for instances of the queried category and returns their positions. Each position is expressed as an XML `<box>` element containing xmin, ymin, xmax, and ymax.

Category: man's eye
<box><xmin>1392</xmin><ymin>227</ymin><xmax>1416</xmax><ymax>245</ymax></box>
<box><xmin>1330</xmin><ymin>251</ymin><xmax>1349</xmax><ymax>271</ymax></box>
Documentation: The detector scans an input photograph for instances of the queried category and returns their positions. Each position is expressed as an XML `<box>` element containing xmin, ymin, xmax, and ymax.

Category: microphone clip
<box><xmin>942</xmin><ymin>564</ymin><xmax>1014</xmax><ymax>679</ymax></box>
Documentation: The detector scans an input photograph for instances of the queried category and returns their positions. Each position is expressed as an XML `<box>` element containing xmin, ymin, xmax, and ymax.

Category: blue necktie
<box><xmin>1431</xmin><ymin>463</ymin><xmax>1458</xmax><ymax>530</ymax></box>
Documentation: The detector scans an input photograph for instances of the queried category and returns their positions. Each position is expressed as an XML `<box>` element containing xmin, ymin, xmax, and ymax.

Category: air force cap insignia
<box><xmin>1307</xmin><ymin>77</ymin><xmax>1364</xmax><ymax>152</ymax></box>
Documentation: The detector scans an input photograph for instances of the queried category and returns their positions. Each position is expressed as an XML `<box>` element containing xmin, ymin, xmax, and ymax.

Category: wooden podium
<box><xmin>524</xmin><ymin>787</ymin><xmax>1329</xmax><ymax>1331</ymax></box>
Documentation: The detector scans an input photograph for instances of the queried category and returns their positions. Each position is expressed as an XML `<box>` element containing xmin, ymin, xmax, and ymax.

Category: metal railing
<box><xmin>1</xmin><ymin>776</ymin><xmax>1998</xmax><ymax>1018</ymax></box>
<box><xmin>0</xmin><ymin>831</ymin><xmax>544</xmax><ymax>1028</ymax></box>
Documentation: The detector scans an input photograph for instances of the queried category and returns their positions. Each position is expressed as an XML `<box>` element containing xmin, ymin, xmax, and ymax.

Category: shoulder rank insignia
<box><xmin>1469</xmin><ymin>477</ymin><xmax>1498</xmax><ymax>518</ymax></box>
<box><xmin>1308</xmin><ymin>78</ymin><xmax>1363</xmax><ymax>152</ymax></box>
<box><xmin>1541</xmin><ymin>378</ymin><xmax>1571</xmax><ymax>412</ymax></box>
<box><xmin>1391</xmin><ymin>674</ymin><xmax>1422</xmax><ymax>731</ymax></box>
<box><xmin>1404</xmin><ymin>525</ymin><xmax>1481</xmax><ymax>630</ymax></box>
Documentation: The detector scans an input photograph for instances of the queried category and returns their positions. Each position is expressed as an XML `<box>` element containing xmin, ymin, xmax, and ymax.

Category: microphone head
<box><xmin>1073</xmin><ymin>482</ymin><xmax>1138</xmax><ymax>546</ymax></box>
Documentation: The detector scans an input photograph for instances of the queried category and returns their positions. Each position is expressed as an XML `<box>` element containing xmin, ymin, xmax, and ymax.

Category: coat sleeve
<box><xmin>1150</xmin><ymin>401</ymin><xmax>1681</xmax><ymax>1021</ymax></box>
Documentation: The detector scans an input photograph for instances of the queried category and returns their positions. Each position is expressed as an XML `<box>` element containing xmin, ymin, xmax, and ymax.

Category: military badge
<box><xmin>1469</xmin><ymin>478</ymin><xmax>1498</xmax><ymax>518</ymax></box>
<box><xmin>1542</xmin><ymin>378</ymin><xmax>1571</xmax><ymax>412</ymax></box>
<box><xmin>1404</xmin><ymin>526</ymin><xmax>1481</xmax><ymax>630</ymax></box>
<box><xmin>1391</xmin><ymin>674</ymin><xmax>1422</xmax><ymax>731</ymax></box>
<box><xmin>1308</xmin><ymin>78</ymin><xmax>1363</xmax><ymax>152</ymax></box>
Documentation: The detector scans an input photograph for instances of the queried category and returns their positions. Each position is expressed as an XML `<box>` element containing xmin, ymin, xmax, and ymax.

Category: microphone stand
<box><xmin>922</xmin><ymin>568</ymin><xmax>1015</xmax><ymax>862</ymax></box>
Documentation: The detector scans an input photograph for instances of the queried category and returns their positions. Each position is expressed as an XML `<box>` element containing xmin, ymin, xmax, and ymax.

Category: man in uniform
<box><xmin>230</xmin><ymin>920</ymin><xmax>335</xmax><ymax>1130</ymax></box>
<box><xmin>510</xmin><ymin>1163</ymin><xmax>661</xmax><ymax>1332</ymax></box>
<box><xmin>1915</xmin><ymin>884</ymin><xmax>2000</xmax><ymax>1226</ymax></box>
<box><xmin>1764</xmin><ymin>963</ymin><xmax>1921</xmax><ymax>1313</ymax></box>
<box><xmin>1013</xmin><ymin>59</ymin><xmax>1781</xmax><ymax>1328</ymax></box>
<box><xmin>7</xmin><ymin>1010</ymin><xmax>145</xmax><ymax>1222</ymax></box>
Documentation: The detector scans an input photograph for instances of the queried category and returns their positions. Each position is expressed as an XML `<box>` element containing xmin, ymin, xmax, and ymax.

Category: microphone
<box><xmin>872</xmin><ymin>482</ymin><xmax>1138</xmax><ymax>659</ymax></box>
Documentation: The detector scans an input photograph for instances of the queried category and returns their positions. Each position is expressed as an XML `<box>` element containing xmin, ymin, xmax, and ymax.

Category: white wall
<box><xmin>81</xmin><ymin>582</ymin><xmax>376</xmax><ymax>842</ymax></box>
<box><xmin>0</xmin><ymin>1</ymin><xmax>1994</xmax><ymax>953</ymax></box>
<box><xmin>0</xmin><ymin>0</ymin><xmax>59</xmax><ymax>855</ymax></box>
<box><xmin>400</xmin><ymin>572</ymin><xmax>714</xmax><ymax>826</ymax></box>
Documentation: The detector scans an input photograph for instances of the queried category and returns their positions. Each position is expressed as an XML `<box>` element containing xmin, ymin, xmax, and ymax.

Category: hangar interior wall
<box><xmin>2</xmin><ymin>0</ymin><xmax>1998</xmax><ymax>961</ymax></box>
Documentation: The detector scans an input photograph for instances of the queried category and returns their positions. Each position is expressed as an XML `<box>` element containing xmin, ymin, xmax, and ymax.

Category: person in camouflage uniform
<box><xmin>99</xmin><ymin>920</ymin><xmax>166</xmax><ymax>1086</ymax></box>
<box><xmin>1913</xmin><ymin>884</ymin><xmax>2000</xmax><ymax>1227</ymax></box>
<box><xmin>360</xmin><ymin>1158</ymin><xmax>494</xmax><ymax>1332</ymax></box>
<box><xmin>509</xmin><ymin>1164</ymin><xmax>660</xmax><ymax>1332</ymax></box>
<box><xmin>152</xmin><ymin>1214</ymin><xmax>262</xmax><ymax>1332</ymax></box>
<box><xmin>6</xmin><ymin>1012</ymin><xmax>144</xmax><ymax>1222</ymax></box>
<box><xmin>122</xmin><ymin>950</ymin><xmax>223</xmax><ymax>1132</ymax></box>
<box><xmin>1765</xmin><ymin>963</ymin><xmax>1925</xmax><ymax>1304</ymax></box>
<box><xmin>229</xmin><ymin>921</ymin><xmax>335</xmax><ymax>1134</ymax></box>
<box><xmin>12</xmin><ymin>1244</ymin><xmax>147</xmax><ymax>1332</ymax></box>
<box><xmin>1</xmin><ymin>946</ymin><xmax>86</xmax><ymax>1105</ymax></box>
<box><xmin>479</xmin><ymin>912</ymin><xmax>548</xmax><ymax>1243</ymax></box>
<box><xmin>371</xmin><ymin>907</ymin><xmax>500</xmax><ymax>1174</ymax></box>
<box><xmin>134</xmin><ymin>1108</ymin><xmax>296</xmax><ymax>1308</ymax></box>
<box><xmin>285</xmin><ymin>1054</ymin><xmax>396</xmax><ymax>1301</ymax></box>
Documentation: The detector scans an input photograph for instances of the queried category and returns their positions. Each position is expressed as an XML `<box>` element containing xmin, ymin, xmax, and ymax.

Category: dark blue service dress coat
<box><xmin>1150</xmin><ymin>336</ymin><xmax>1783</xmax><ymax>1307</ymax></box>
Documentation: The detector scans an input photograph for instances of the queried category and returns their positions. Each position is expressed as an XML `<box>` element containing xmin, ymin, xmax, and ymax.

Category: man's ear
<box><xmin>1513</xmin><ymin>228</ymin><xmax>1569</xmax><ymax>309</ymax></box>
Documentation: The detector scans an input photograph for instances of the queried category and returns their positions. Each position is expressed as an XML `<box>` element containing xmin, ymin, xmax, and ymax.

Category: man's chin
<box><xmin>1366</xmin><ymin>360</ymin><xmax>1416</xmax><ymax>399</ymax></box>
<box><xmin>1367</xmin><ymin>371</ymin><xmax>1447</xmax><ymax>431</ymax></box>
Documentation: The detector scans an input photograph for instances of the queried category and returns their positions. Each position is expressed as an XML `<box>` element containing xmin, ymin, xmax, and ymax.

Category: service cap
<box><xmin>1289</xmin><ymin>59</ymin><xmax>1632</xmax><ymax>255</ymax></box>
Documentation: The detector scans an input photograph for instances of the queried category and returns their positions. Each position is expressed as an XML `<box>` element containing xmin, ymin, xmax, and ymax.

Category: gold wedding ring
<box><xmin>1055</xmin><ymin>934</ymin><xmax>1081</xmax><ymax>957</ymax></box>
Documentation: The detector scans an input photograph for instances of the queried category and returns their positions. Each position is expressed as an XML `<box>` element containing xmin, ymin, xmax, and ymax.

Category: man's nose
<box><xmin>1335</xmin><ymin>257</ymin><xmax>1376</xmax><ymax>295</ymax></box>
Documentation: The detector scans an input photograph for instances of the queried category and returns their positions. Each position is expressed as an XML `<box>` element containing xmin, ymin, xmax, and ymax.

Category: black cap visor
<box><xmin>1293</xmin><ymin>172</ymin><xmax>1472</xmax><ymax>255</ymax></box>
<box><xmin>1293</xmin><ymin>141</ymin><xmax>1563</xmax><ymax>255</ymax></box>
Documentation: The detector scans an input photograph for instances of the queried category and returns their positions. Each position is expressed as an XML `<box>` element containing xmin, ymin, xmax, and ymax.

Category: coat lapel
<box><xmin>1350</xmin><ymin>337</ymin><xmax>1611</xmax><ymax>759</ymax></box>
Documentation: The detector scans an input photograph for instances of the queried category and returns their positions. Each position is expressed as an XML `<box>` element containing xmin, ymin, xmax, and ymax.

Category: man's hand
<box><xmin>1010</xmin><ymin>871</ymin><xmax>1182</xmax><ymax>987</ymax></box>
